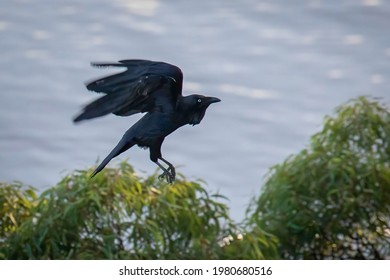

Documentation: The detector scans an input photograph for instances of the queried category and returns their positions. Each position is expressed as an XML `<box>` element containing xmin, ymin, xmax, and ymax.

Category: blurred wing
<box><xmin>74</xmin><ymin>60</ymin><xmax>183</xmax><ymax>122</ymax></box>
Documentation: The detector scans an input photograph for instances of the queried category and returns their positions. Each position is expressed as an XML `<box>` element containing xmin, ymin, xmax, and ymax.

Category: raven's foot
<box><xmin>158</xmin><ymin>170</ymin><xmax>175</xmax><ymax>184</ymax></box>
<box><xmin>156</xmin><ymin>158</ymin><xmax>176</xmax><ymax>184</ymax></box>
<box><xmin>167</xmin><ymin>165</ymin><xmax>176</xmax><ymax>180</ymax></box>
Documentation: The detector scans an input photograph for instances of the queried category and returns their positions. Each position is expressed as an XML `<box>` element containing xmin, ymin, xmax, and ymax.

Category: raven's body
<box><xmin>74</xmin><ymin>60</ymin><xmax>220</xmax><ymax>182</ymax></box>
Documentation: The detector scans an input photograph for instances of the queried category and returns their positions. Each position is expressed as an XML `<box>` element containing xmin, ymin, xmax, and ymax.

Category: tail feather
<box><xmin>90</xmin><ymin>137</ymin><xmax>135</xmax><ymax>178</ymax></box>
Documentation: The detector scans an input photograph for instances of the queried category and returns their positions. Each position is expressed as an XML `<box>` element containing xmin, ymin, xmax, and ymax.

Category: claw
<box><xmin>167</xmin><ymin>166</ymin><xmax>176</xmax><ymax>179</ymax></box>
<box><xmin>158</xmin><ymin>170</ymin><xmax>175</xmax><ymax>184</ymax></box>
<box><xmin>156</xmin><ymin>158</ymin><xmax>176</xmax><ymax>184</ymax></box>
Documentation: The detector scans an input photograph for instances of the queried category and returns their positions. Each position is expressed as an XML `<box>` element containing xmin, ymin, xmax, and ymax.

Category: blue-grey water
<box><xmin>1</xmin><ymin>0</ymin><xmax>389</xmax><ymax>221</ymax></box>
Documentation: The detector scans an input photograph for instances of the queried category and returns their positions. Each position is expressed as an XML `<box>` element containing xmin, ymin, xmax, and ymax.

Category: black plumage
<box><xmin>74</xmin><ymin>59</ymin><xmax>220</xmax><ymax>183</ymax></box>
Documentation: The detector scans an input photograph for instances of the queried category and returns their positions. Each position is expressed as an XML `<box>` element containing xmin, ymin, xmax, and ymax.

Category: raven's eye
<box><xmin>197</xmin><ymin>98</ymin><xmax>202</xmax><ymax>103</ymax></box>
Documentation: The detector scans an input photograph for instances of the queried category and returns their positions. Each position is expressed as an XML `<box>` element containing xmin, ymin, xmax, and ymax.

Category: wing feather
<box><xmin>74</xmin><ymin>60</ymin><xmax>183</xmax><ymax>122</ymax></box>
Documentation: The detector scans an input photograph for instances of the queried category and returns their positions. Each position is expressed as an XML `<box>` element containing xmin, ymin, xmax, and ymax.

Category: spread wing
<box><xmin>73</xmin><ymin>59</ymin><xmax>183</xmax><ymax>122</ymax></box>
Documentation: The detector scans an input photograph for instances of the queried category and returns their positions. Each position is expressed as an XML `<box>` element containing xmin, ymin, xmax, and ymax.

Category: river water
<box><xmin>1</xmin><ymin>0</ymin><xmax>389</xmax><ymax>220</ymax></box>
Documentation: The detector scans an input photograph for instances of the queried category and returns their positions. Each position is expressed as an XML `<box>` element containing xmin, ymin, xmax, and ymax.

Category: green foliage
<box><xmin>0</xmin><ymin>182</ymin><xmax>37</xmax><ymax>260</ymax></box>
<box><xmin>0</xmin><ymin>163</ymin><xmax>278</xmax><ymax>259</ymax></box>
<box><xmin>250</xmin><ymin>97</ymin><xmax>390</xmax><ymax>259</ymax></box>
<box><xmin>0</xmin><ymin>182</ymin><xmax>37</xmax><ymax>240</ymax></box>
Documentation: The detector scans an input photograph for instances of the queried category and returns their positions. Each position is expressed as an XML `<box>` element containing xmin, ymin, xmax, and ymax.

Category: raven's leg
<box><xmin>149</xmin><ymin>138</ymin><xmax>175</xmax><ymax>183</ymax></box>
<box><xmin>159</xmin><ymin>157</ymin><xmax>176</xmax><ymax>179</ymax></box>
<box><xmin>155</xmin><ymin>161</ymin><xmax>175</xmax><ymax>184</ymax></box>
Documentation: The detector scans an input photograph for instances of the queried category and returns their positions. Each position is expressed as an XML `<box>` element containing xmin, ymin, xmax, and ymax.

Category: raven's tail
<box><xmin>91</xmin><ymin>136</ymin><xmax>136</xmax><ymax>178</ymax></box>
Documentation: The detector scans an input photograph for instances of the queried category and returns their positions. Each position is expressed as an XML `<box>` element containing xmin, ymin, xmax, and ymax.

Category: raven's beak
<box><xmin>205</xmin><ymin>97</ymin><xmax>221</xmax><ymax>105</ymax></box>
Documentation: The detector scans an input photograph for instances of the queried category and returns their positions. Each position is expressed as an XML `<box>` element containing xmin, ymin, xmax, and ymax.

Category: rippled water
<box><xmin>1</xmin><ymin>0</ymin><xmax>389</xmax><ymax>220</ymax></box>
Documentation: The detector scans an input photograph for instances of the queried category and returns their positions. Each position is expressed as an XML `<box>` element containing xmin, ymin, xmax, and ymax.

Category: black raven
<box><xmin>74</xmin><ymin>59</ymin><xmax>220</xmax><ymax>183</ymax></box>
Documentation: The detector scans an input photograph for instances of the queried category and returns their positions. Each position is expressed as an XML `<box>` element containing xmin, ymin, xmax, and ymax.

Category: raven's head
<box><xmin>183</xmin><ymin>94</ymin><xmax>221</xmax><ymax>125</ymax></box>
